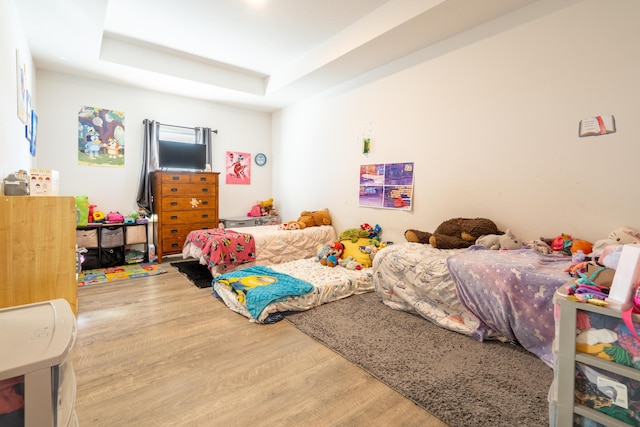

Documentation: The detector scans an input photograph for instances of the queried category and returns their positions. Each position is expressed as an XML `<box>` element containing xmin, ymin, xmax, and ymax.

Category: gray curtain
<box><xmin>136</xmin><ymin>119</ymin><xmax>159</xmax><ymax>214</ymax></box>
<box><xmin>196</xmin><ymin>127</ymin><xmax>214</xmax><ymax>168</ymax></box>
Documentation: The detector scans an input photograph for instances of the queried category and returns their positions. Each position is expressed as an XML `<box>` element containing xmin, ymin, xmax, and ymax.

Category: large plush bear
<box><xmin>405</xmin><ymin>217</ymin><xmax>502</xmax><ymax>249</ymax></box>
<box><xmin>298</xmin><ymin>208</ymin><xmax>332</xmax><ymax>228</ymax></box>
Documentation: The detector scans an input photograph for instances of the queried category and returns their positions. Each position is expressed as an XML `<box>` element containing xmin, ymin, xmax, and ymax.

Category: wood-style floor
<box><xmin>72</xmin><ymin>259</ymin><xmax>449</xmax><ymax>427</ymax></box>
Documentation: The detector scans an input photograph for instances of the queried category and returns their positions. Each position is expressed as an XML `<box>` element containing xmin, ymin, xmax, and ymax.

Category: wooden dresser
<box><xmin>0</xmin><ymin>196</ymin><xmax>77</xmax><ymax>314</ymax></box>
<box><xmin>151</xmin><ymin>171</ymin><xmax>219</xmax><ymax>262</ymax></box>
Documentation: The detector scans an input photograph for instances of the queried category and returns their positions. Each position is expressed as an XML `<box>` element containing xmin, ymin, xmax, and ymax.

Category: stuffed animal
<box><xmin>278</xmin><ymin>221</ymin><xmax>306</xmax><ymax>230</ymax></box>
<box><xmin>476</xmin><ymin>229</ymin><xmax>524</xmax><ymax>250</ymax></box>
<box><xmin>339</xmin><ymin>228</ymin><xmax>370</xmax><ymax>243</ymax></box>
<box><xmin>405</xmin><ymin>217</ymin><xmax>502</xmax><ymax>249</ymax></box>
<box><xmin>591</xmin><ymin>226</ymin><xmax>640</xmax><ymax>255</ymax></box>
<box><xmin>260</xmin><ymin>198</ymin><xmax>278</xmax><ymax>216</ymax></box>
<box><xmin>316</xmin><ymin>244</ymin><xmax>330</xmax><ymax>262</ymax></box>
<box><xmin>247</xmin><ymin>203</ymin><xmax>261</xmax><ymax>217</ymax></box>
<box><xmin>298</xmin><ymin>209</ymin><xmax>332</xmax><ymax>228</ymax></box>
<box><xmin>338</xmin><ymin>256</ymin><xmax>363</xmax><ymax>270</ymax></box>
<box><xmin>319</xmin><ymin>241</ymin><xmax>344</xmax><ymax>267</ymax></box>
<box><xmin>361</xmin><ymin>223</ymin><xmax>382</xmax><ymax>245</ymax></box>
<box><xmin>541</xmin><ymin>234</ymin><xmax>594</xmax><ymax>255</ymax></box>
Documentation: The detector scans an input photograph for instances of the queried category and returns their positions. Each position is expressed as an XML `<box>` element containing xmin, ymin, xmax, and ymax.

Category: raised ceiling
<box><xmin>16</xmin><ymin>0</ymin><xmax>577</xmax><ymax>112</ymax></box>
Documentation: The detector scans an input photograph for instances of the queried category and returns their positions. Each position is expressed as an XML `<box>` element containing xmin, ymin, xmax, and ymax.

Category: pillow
<box><xmin>340</xmin><ymin>237</ymin><xmax>373</xmax><ymax>268</ymax></box>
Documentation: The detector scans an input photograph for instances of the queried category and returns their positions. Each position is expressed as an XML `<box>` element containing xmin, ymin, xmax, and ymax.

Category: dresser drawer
<box><xmin>160</xmin><ymin>197</ymin><xmax>217</xmax><ymax>211</ymax></box>
<box><xmin>160</xmin><ymin>223</ymin><xmax>212</xmax><ymax>252</ymax></box>
<box><xmin>158</xmin><ymin>172</ymin><xmax>218</xmax><ymax>185</ymax></box>
<box><xmin>160</xmin><ymin>183</ymin><xmax>217</xmax><ymax>198</ymax></box>
<box><xmin>160</xmin><ymin>209</ymin><xmax>216</xmax><ymax>225</ymax></box>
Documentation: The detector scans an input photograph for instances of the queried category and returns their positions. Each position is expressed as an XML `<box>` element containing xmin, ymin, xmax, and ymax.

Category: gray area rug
<box><xmin>285</xmin><ymin>292</ymin><xmax>553</xmax><ymax>427</ymax></box>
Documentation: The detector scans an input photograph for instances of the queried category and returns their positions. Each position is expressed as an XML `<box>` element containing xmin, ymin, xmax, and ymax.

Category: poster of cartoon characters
<box><xmin>226</xmin><ymin>151</ymin><xmax>251</xmax><ymax>184</ymax></box>
<box><xmin>78</xmin><ymin>106</ymin><xmax>125</xmax><ymax>167</ymax></box>
<box><xmin>359</xmin><ymin>162</ymin><xmax>414</xmax><ymax>210</ymax></box>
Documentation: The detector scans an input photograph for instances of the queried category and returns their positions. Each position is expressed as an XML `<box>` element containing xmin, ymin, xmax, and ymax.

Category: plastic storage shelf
<box><xmin>552</xmin><ymin>287</ymin><xmax>640</xmax><ymax>427</ymax></box>
<box><xmin>0</xmin><ymin>299</ymin><xmax>77</xmax><ymax>427</ymax></box>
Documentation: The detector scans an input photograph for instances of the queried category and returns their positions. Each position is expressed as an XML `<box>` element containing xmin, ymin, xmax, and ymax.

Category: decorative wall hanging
<box><xmin>226</xmin><ymin>151</ymin><xmax>251</xmax><ymax>184</ymax></box>
<box><xmin>24</xmin><ymin>90</ymin><xmax>32</xmax><ymax>142</ymax></box>
<box><xmin>255</xmin><ymin>153</ymin><xmax>267</xmax><ymax>166</ymax></box>
<box><xmin>359</xmin><ymin>162</ymin><xmax>414</xmax><ymax>210</ymax></box>
<box><xmin>16</xmin><ymin>49</ymin><xmax>27</xmax><ymax>125</ymax></box>
<box><xmin>578</xmin><ymin>115</ymin><xmax>616</xmax><ymax>137</ymax></box>
<box><xmin>78</xmin><ymin>106</ymin><xmax>125</xmax><ymax>167</ymax></box>
<box><xmin>30</xmin><ymin>110</ymin><xmax>38</xmax><ymax>156</ymax></box>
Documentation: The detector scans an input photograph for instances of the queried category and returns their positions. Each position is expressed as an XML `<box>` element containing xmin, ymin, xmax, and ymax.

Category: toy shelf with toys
<box><xmin>76</xmin><ymin>222</ymin><xmax>149</xmax><ymax>269</ymax></box>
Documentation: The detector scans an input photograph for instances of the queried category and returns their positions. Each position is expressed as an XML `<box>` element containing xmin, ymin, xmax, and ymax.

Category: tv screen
<box><xmin>158</xmin><ymin>140</ymin><xmax>207</xmax><ymax>170</ymax></box>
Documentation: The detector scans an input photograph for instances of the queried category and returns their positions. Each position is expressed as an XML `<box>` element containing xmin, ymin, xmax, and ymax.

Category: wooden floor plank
<box><xmin>72</xmin><ymin>260</ymin><xmax>449</xmax><ymax>427</ymax></box>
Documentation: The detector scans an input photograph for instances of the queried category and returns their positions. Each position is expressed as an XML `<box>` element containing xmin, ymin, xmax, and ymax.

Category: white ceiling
<box><xmin>16</xmin><ymin>0</ymin><xmax>566</xmax><ymax>112</ymax></box>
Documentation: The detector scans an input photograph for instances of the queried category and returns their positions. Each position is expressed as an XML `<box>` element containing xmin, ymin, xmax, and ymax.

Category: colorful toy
<box><xmin>319</xmin><ymin>242</ymin><xmax>344</xmax><ymax>267</ymax></box>
<box><xmin>93</xmin><ymin>210</ymin><xmax>105</xmax><ymax>222</ymax></box>
<box><xmin>339</xmin><ymin>227</ymin><xmax>370</xmax><ymax>243</ymax></box>
<box><xmin>541</xmin><ymin>234</ymin><xmax>593</xmax><ymax>255</ymax></box>
<box><xmin>88</xmin><ymin>204</ymin><xmax>97</xmax><ymax>223</ymax></box>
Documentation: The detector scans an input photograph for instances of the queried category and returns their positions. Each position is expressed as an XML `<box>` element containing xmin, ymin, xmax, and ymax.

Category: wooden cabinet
<box><xmin>552</xmin><ymin>287</ymin><xmax>640</xmax><ymax>426</ymax></box>
<box><xmin>152</xmin><ymin>171</ymin><xmax>219</xmax><ymax>263</ymax></box>
<box><xmin>0</xmin><ymin>196</ymin><xmax>77</xmax><ymax>314</ymax></box>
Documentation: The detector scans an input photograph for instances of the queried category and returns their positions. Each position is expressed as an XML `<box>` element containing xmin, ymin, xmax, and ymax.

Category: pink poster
<box><xmin>226</xmin><ymin>151</ymin><xmax>251</xmax><ymax>184</ymax></box>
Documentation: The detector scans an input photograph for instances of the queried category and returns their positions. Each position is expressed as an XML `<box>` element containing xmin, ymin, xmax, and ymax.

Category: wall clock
<box><xmin>255</xmin><ymin>153</ymin><xmax>267</xmax><ymax>166</ymax></box>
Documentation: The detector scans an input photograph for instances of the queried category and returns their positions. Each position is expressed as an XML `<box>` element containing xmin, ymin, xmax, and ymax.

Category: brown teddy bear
<box><xmin>297</xmin><ymin>208</ymin><xmax>332</xmax><ymax>228</ymax></box>
<box><xmin>405</xmin><ymin>217</ymin><xmax>502</xmax><ymax>249</ymax></box>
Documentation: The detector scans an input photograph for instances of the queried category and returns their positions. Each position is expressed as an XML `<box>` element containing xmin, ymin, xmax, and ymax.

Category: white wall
<box><xmin>35</xmin><ymin>71</ymin><xmax>272</xmax><ymax>218</ymax></box>
<box><xmin>273</xmin><ymin>0</ymin><xmax>640</xmax><ymax>244</ymax></box>
<box><xmin>0</xmin><ymin>0</ymin><xmax>35</xmax><ymax>180</ymax></box>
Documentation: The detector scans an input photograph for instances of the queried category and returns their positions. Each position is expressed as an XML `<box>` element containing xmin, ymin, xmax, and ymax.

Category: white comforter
<box><xmin>214</xmin><ymin>257</ymin><xmax>373</xmax><ymax>323</ymax></box>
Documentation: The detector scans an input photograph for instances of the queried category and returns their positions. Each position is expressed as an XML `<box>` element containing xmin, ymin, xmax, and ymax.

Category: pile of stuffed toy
<box><xmin>316</xmin><ymin>222</ymin><xmax>386</xmax><ymax>270</ymax></box>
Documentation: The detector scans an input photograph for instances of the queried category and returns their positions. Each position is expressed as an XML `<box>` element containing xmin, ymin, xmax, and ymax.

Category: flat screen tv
<box><xmin>158</xmin><ymin>140</ymin><xmax>207</xmax><ymax>171</ymax></box>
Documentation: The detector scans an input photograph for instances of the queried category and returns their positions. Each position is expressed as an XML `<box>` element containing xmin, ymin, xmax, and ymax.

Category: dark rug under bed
<box><xmin>171</xmin><ymin>261</ymin><xmax>213</xmax><ymax>288</ymax></box>
<box><xmin>286</xmin><ymin>292</ymin><xmax>554</xmax><ymax>427</ymax></box>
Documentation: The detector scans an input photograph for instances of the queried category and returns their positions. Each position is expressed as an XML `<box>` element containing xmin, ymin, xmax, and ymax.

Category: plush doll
<box><xmin>247</xmin><ymin>203</ymin><xmax>261</xmax><ymax>217</ymax></box>
<box><xmin>476</xmin><ymin>229</ymin><xmax>524</xmax><ymax>250</ymax></box>
<box><xmin>311</xmin><ymin>208</ymin><xmax>332</xmax><ymax>226</ymax></box>
<box><xmin>405</xmin><ymin>217</ymin><xmax>502</xmax><ymax>249</ymax></box>
<box><xmin>319</xmin><ymin>241</ymin><xmax>344</xmax><ymax>267</ymax></box>
<box><xmin>540</xmin><ymin>234</ymin><xmax>594</xmax><ymax>255</ymax></box>
<box><xmin>278</xmin><ymin>221</ymin><xmax>306</xmax><ymax>230</ymax></box>
<box><xmin>339</xmin><ymin>228</ymin><xmax>370</xmax><ymax>243</ymax></box>
<box><xmin>298</xmin><ymin>208</ymin><xmax>332</xmax><ymax>228</ymax></box>
<box><xmin>338</xmin><ymin>256</ymin><xmax>363</xmax><ymax>270</ymax></box>
<box><xmin>259</xmin><ymin>198</ymin><xmax>278</xmax><ymax>216</ymax></box>
<box><xmin>591</xmin><ymin>226</ymin><xmax>640</xmax><ymax>255</ymax></box>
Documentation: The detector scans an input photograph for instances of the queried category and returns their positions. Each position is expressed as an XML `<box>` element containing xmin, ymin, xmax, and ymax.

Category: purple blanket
<box><xmin>446</xmin><ymin>246</ymin><xmax>572</xmax><ymax>367</ymax></box>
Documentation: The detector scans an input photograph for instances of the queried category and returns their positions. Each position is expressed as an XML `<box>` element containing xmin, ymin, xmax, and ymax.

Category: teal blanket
<box><xmin>214</xmin><ymin>266</ymin><xmax>314</xmax><ymax>319</ymax></box>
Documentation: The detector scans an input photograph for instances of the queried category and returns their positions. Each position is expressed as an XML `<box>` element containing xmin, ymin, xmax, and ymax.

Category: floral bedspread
<box><xmin>183</xmin><ymin>228</ymin><xmax>256</xmax><ymax>271</ymax></box>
